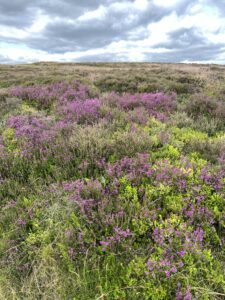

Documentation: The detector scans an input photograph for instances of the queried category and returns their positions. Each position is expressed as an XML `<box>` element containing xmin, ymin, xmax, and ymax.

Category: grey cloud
<box><xmin>204</xmin><ymin>0</ymin><xmax>225</xmax><ymax>16</ymax></box>
<box><xmin>0</xmin><ymin>54</ymin><xmax>15</xmax><ymax>64</ymax></box>
<box><xmin>155</xmin><ymin>28</ymin><xmax>208</xmax><ymax>50</ymax></box>
<box><xmin>0</xmin><ymin>0</ymin><xmax>196</xmax><ymax>52</ymax></box>
<box><xmin>25</xmin><ymin>22</ymin><xmax>122</xmax><ymax>53</ymax></box>
<box><xmin>0</xmin><ymin>0</ymin><xmax>30</xmax><ymax>15</ymax></box>
<box><xmin>150</xmin><ymin>26</ymin><xmax>225</xmax><ymax>63</ymax></box>
<box><xmin>1</xmin><ymin>0</ymin><xmax>172</xmax><ymax>52</ymax></box>
<box><xmin>0</xmin><ymin>0</ymin><xmax>224</xmax><ymax>63</ymax></box>
<box><xmin>147</xmin><ymin>44</ymin><xmax>225</xmax><ymax>63</ymax></box>
<box><xmin>34</xmin><ymin>1</ymin><xmax>194</xmax><ymax>52</ymax></box>
<box><xmin>0</xmin><ymin>0</ymin><xmax>36</xmax><ymax>28</ymax></box>
<box><xmin>75</xmin><ymin>53</ymin><xmax>123</xmax><ymax>62</ymax></box>
<box><xmin>0</xmin><ymin>0</ymin><xmax>106</xmax><ymax>28</ymax></box>
<box><xmin>68</xmin><ymin>44</ymin><xmax>225</xmax><ymax>63</ymax></box>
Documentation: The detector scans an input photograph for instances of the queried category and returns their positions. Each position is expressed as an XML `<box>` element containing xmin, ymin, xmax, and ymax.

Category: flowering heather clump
<box><xmin>63</xmin><ymin>179</ymin><xmax>103</xmax><ymax>221</ymax></box>
<box><xmin>1</xmin><ymin>78</ymin><xmax>225</xmax><ymax>300</ymax></box>
<box><xmin>127</xmin><ymin>107</ymin><xmax>149</xmax><ymax>124</ymax></box>
<box><xmin>10</xmin><ymin>81</ymin><xmax>103</xmax><ymax>125</ymax></box>
<box><xmin>6</xmin><ymin>115</ymin><xmax>58</xmax><ymax>156</ymax></box>
<box><xmin>10</xmin><ymin>81</ymin><xmax>91</xmax><ymax>108</ymax></box>
<box><xmin>186</xmin><ymin>93</ymin><xmax>225</xmax><ymax>120</ymax></box>
<box><xmin>200</xmin><ymin>166</ymin><xmax>225</xmax><ymax>192</ymax></box>
<box><xmin>105</xmin><ymin>153</ymin><xmax>154</xmax><ymax>185</ymax></box>
<box><xmin>105</xmin><ymin>91</ymin><xmax>176</xmax><ymax>121</ymax></box>
<box><xmin>57</xmin><ymin>98</ymin><xmax>102</xmax><ymax>124</ymax></box>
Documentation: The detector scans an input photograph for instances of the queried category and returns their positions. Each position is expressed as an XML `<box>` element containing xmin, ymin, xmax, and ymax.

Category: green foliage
<box><xmin>0</xmin><ymin>64</ymin><xmax>225</xmax><ymax>299</ymax></box>
<box><xmin>2</xmin><ymin>128</ymin><xmax>18</xmax><ymax>152</ymax></box>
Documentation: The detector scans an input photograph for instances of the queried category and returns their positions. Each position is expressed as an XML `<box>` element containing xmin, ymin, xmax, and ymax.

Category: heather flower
<box><xmin>17</xmin><ymin>218</ymin><xmax>26</xmax><ymax>226</ymax></box>
<box><xmin>193</xmin><ymin>228</ymin><xmax>204</xmax><ymax>242</ymax></box>
<box><xmin>10</xmin><ymin>81</ymin><xmax>91</xmax><ymax>108</ymax></box>
<box><xmin>68</xmin><ymin>247</ymin><xmax>75</xmax><ymax>259</ymax></box>
<box><xmin>65</xmin><ymin>229</ymin><xmax>73</xmax><ymax>238</ymax></box>
<box><xmin>177</xmin><ymin>251</ymin><xmax>186</xmax><ymax>257</ymax></box>
<box><xmin>127</xmin><ymin>107</ymin><xmax>149</xmax><ymax>124</ymax></box>
<box><xmin>113</xmin><ymin>226</ymin><xmax>132</xmax><ymax>239</ymax></box>
<box><xmin>99</xmin><ymin>241</ymin><xmax>110</xmax><ymax>246</ymax></box>
<box><xmin>165</xmin><ymin>270</ymin><xmax>171</xmax><ymax>278</ymax></box>
<box><xmin>3</xmin><ymin>78</ymin><xmax>225</xmax><ymax>298</ymax></box>
<box><xmin>147</xmin><ymin>260</ymin><xmax>154</xmax><ymax>271</ymax></box>
<box><xmin>170</xmin><ymin>266</ymin><xmax>177</xmax><ymax>273</ymax></box>
<box><xmin>7</xmin><ymin>115</ymin><xmax>59</xmax><ymax>156</ymax></box>
<box><xmin>200</xmin><ymin>167</ymin><xmax>224</xmax><ymax>191</ymax></box>
<box><xmin>106</xmin><ymin>153</ymin><xmax>152</xmax><ymax>180</ymax></box>
<box><xmin>176</xmin><ymin>291</ymin><xmax>183</xmax><ymax>300</ymax></box>
<box><xmin>58</xmin><ymin>98</ymin><xmax>102</xmax><ymax>124</ymax></box>
<box><xmin>104</xmin><ymin>91</ymin><xmax>176</xmax><ymax>121</ymax></box>
<box><xmin>184</xmin><ymin>288</ymin><xmax>192</xmax><ymax>300</ymax></box>
<box><xmin>63</xmin><ymin>179</ymin><xmax>103</xmax><ymax>221</ymax></box>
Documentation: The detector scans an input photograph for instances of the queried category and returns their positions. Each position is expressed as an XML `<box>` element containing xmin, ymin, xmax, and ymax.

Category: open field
<box><xmin>0</xmin><ymin>63</ymin><xmax>225</xmax><ymax>299</ymax></box>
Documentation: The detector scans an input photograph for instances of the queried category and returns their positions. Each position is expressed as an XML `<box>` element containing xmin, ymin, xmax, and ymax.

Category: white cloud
<box><xmin>0</xmin><ymin>25</ymin><xmax>28</xmax><ymax>39</ymax></box>
<box><xmin>152</xmin><ymin>0</ymin><xmax>183</xmax><ymax>8</ymax></box>
<box><xmin>147</xmin><ymin>12</ymin><xmax>180</xmax><ymax>45</ymax></box>
<box><xmin>28</xmin><ymin>12</ymin><xmax>50</xmax><ymax>33</ymax></box>
<box><xmin>0</xmin><ymin>0</ymin><xmax>224</xmax><ymax>64</ymax></box>
<box><xmin>0</xmin><ymin>38</ymin><xmax>172</xmax><ymax>64</ymax></box>
<box><xmin>0</xmin><ymin>11</ymin><xmax>50</xmax><ymax>40</ymax></box>
<box><xmin>111</xmin><ymin>0</ymin><xmax>148</xmax><ymax>12</ymax></box>
<box><xmin>0</xmin><ymin>43</ymin><xmax>46</xmax><ymax>63</ymax></box>
<box><xmin>133</xmin><ymin>0</ymin><xmax>149</xmax><ymax>10</ymax></box>
<box><xmin>77</xmin><ymin>5</ymin><xmax>107</xmax><ymax>22</ymax></box>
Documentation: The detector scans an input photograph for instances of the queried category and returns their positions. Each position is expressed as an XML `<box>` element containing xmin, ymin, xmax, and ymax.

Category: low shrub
<box><xmin>1</xmin><ymin>78</ymin><xmax>225</xmax><ymax>300</ymax></box>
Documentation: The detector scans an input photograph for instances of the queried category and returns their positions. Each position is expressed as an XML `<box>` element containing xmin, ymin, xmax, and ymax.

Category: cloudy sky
<box><xmin>0</xmin><ymin>0</ymin><xmax>225</xmax><ymax>64</ymax></box>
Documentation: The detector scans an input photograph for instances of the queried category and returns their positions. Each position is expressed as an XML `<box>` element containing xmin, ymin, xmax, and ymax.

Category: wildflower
<box><xmin>17</xmin><ymin>218</ymin><xmax>26</xmax><ymax>226</ymax></box>
<box><xmin>99</xmin><ymin>241</ymin><xmax>109</xmax><ymax>247</ymax></box>
<box><xmin>184</xmin><ymin>288</ymin><xmax>192</xmax><ymax>300</ymax></box>
<box><xmin>170</xmin><ymin>266</ymin><xmax>177</xmax><ymax>273</ymax></box>
<box><xmin>68</xmin><ymin>247</ymin><xmax>75</xmax><ymax>259</ymax></box>
<box><xmin>177</xmin><ymin>250</ymin><xmax>186</xmax><ymax>257</ymax></box>
<box><xmin>165</xmin><ymin>270</ymin><xmax>171</xmax><ymax>278</ymax></box>
<box><xmin>65</xmin><ymin>229</ymin><xmax>73</xmax><ymax>238</ymax></box>
<box><xmin>176</xmin><ymin>291</ymin><xmax>183</xmax><ymax>300</ymax></box>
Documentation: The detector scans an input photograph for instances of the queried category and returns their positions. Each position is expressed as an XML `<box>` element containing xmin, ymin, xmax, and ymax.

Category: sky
<box><xmin>0</xmin><ymin>0</ymin><xmax>225</xmax><ymax>64</ymax></box>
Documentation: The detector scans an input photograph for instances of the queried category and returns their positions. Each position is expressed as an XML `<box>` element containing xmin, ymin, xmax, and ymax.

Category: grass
<box><xmin>0</xmin><ymin>62</ymin><xmax>224</xmax><ymax>299</ymax></box>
